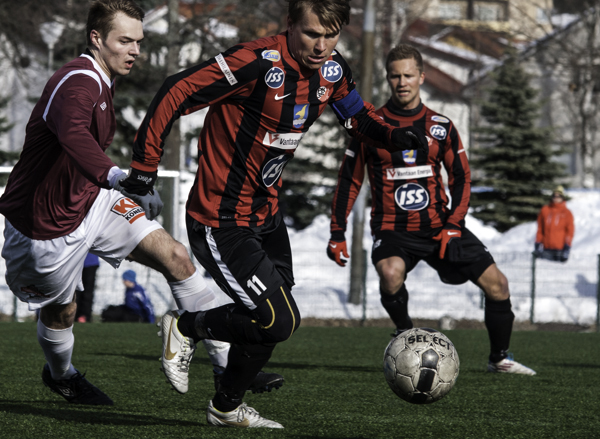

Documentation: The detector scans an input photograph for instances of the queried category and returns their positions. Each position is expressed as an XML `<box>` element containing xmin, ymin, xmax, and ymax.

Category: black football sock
<box><xmin>380</xmin><ymin>284</ymin><xmax>413</xmax><ymax>331</ymax></box>
<box><xmin>484</xmin><ymin>298</ymin><xmax>514</xmax><ymax>363</ymax></box>
<box><xmin>212</xmin><ymin>343</ymin><xmax>275</xmax><ymax>412</ymax></box>
<box><xmin>176</xmin><ymin>310</ymin><xmax>202</xmax><ymax>342</ymax></box>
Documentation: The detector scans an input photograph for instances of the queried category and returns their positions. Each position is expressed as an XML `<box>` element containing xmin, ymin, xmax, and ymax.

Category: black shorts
<box><xmin>186</xmin><ymin>212</ymin><xmax>294</xmax><ymax>309</ymax></box>
<box><xmin>371</xmin><ymin>228</ymin><xmax>495</xmax><ymax>285</ymax></box>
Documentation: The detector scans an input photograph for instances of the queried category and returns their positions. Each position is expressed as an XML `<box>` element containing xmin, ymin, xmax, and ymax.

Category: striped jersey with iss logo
<box><xmin>132</xmin><ymin>32</ymin><xmax>398</xmax><ymax>229</ymax></box>
<box><xmin>330</xmin><ymin>101</ymin><xmax>471</xmax><ymax>234</ymax></box>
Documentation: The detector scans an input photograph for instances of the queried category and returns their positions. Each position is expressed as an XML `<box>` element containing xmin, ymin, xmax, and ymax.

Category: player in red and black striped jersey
<box><xmin>328</xmin><ymin>45</ymin><xmax>536</xmax><ymax>376</ymax></box>
<box><xmin>142</xmin><ymin>1</ymin><xmax>428</xmax><ymax>428</ymax></box>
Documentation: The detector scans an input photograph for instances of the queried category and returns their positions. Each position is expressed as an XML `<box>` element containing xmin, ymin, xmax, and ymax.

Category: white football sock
<box><xmin>37</xmin><ymin>319</ymin><xmax>77</xmax><ymax>380</ymax></box>
<box><xmin>168</xmin><ymin>269</ymin><xmax>230</xmax><ymax>369</ymax></box>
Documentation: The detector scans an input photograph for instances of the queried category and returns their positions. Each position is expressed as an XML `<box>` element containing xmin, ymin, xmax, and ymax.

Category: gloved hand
<box><xmin>560</xmin><ymin>244</ymin><xmax>570</xmax><ymax>262</ymax></box>
<box><xmin>327</xmin><ymin>239</ymin><xmax>350</xmax><ymax>267</ymax></box>
<box><xmin>391</xmin><ymin>126</ymin><xmax>428</xmax><ymax>152</ymax></box>
<box><xmin>115</xmin><ymin>168</ymin><xmax>158</xmax><ymax>195</ymax></box>
<box><xmin>113</xmin><ymin>173</ymin><xmax>163</xmax><ymax>221</ymax></box>
<box><xmin>432</xmin><ymin>224</ymin><xmax>462</xmax><ymax>261</ymax></box>
<box><xmin>533</xmin><ymin>242</ymin><xmax>543</xmax><ymax>257</ymax></box>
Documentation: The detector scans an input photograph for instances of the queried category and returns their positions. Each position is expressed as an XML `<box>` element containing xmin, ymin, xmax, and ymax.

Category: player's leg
<box><xmin>476</xmin><ymin>264</ymin><xmax>536</xmax><ymax>375</ymax></box>
<box><xmin>372</xmin><ymin>231</ymin><xmax>420</xmax><ymax>335</ymax></box>
<box><xmin>172</xmin><ymin>215</ymin><xmax>298</xmax><ymax>427</ymax></box>
<box><xmin>433</xmin><ymin>227</ymin><xmax>535</xmax><ymax>375</ymax></box>
<box><xmin>375</xmin><ymin>257</ymin><xmax>413</xmax><ymax>335</ymax></box>
<box><xmin>94</xmin><ymin>190</ymin><xmax>231</xmax><ymax>391</ymax></box>
<box><xmin>2</xmin><ymin>219</ymin><xmax>113</xmax><ymax>405</ymax></box>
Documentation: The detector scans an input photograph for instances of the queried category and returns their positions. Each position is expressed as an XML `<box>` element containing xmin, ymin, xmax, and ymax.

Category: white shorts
<box><xmin>2</xmin><ymin>189</ymin><xmax>162</xmax><ymax>310</ymax></box>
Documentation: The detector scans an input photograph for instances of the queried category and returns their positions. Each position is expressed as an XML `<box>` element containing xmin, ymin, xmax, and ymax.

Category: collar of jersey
<box><xmin>385</xmin><ymin>99</ymin><xmax>424</xmax><ymax>118</ymax></box>
<box><xmin>79</xmin><ymin>52</ymin><xmax>113</xmax><ymax>87</ymax></box>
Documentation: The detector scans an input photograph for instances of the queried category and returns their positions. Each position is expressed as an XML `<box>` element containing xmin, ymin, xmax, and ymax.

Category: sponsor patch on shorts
<box><xmin>111</xmin><ymin>197</ymin><xmax>145</xmax><ymax>223</ymax></box>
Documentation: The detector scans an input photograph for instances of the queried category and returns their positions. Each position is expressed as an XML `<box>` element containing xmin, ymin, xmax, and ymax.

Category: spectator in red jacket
<box><xmin>534</xmin><ymin>186</ymin><xmax>574</xmax><ymax>262</ymax></box>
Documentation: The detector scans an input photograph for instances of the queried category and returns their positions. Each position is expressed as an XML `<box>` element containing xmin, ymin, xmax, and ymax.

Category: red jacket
<box><xmin>535</xmin><ymin>201</ymin><xmax>574</xmax><ymax>250</ymax></box>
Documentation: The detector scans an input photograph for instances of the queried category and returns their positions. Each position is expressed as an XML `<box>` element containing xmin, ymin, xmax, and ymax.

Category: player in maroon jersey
<box><xmin>328</xmin><ymin>44</ymin><xmax>536</xmax><ymax>376</ymax></box>
<box><xmin>0</xmin><ymin>0</ymin><xmax>274</xmax><ymax>407</ymax></box>
<box><xmin>133</xmin><ymin>0</ymin><xmax>427</xmax><ymax>429</ymax></box>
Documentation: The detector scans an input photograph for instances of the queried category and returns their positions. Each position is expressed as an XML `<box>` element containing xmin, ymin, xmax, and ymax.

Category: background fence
<box><xmin>2</xmin><ymin>247</ymin><xmax>599</xmax><ymax>330</ymax></box>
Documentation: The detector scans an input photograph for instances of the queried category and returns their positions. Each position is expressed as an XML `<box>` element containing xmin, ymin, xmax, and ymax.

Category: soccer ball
<box><xmin>383</xmin><ymin>327</ymin><xmax>459</xmax><ymax>404</ymax></box>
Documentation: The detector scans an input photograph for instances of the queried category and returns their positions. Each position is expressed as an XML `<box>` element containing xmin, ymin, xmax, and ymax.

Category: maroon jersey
<box><xmin>132</xmin><ymin>32</ymin><xmax>399</xmax><ymax>228</ymax></box>
<box><xmin>0</xmin><ymin>54</ymin><xmax>117</xmax><ymax>239</ymax></box>
<box><xmin>330</xmin><ymin>101</ymin><xmax>471</xmax><ymax>236</ymax></box>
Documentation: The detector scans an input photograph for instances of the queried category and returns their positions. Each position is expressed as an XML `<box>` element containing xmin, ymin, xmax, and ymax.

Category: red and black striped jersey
<box><xmin>132</xmin><ymin>32</ymin><xmax>399</xmax><ymax>228</ymax></box>
<box><xmin>330</xmin><ymin>100</ymin><xmax>471</xmax><ymax>236</ymax></box>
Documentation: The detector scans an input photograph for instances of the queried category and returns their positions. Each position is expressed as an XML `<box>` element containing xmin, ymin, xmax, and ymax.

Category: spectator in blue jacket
<box><xmin>101</xmin><ymin>270</ymin><xmax>155</xmax><ymax>323</ymax></box>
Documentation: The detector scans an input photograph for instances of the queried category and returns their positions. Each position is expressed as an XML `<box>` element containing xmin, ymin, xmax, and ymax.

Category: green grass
<box><xmin>1</xmin><ymin>323</ymin><xmax>599</xmax><ymax>438</ymax></box>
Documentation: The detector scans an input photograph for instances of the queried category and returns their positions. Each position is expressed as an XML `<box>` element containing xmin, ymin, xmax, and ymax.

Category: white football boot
<box><xmin>158</xmin><ymin>310</ymin><xmax>196</xmax><ymax>393</ymax></box>
<box><xmin>207</xmin><ymin>400</ymin><xmax>284</xmax><ymax>428</ymax></box>
<box><xmin>487</xmin><ymin>353</ymin><xmax>536</xmax><ymax>375</ymax></box>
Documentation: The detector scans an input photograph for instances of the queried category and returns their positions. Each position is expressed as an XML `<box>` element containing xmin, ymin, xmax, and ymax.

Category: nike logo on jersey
<box><xmin>448</xmin><ymin>232</ymin><xmax>459</xmax><ymax>236</ymax></box>
<box><xmin>274</xmin><ymin>93</ymin><xmax>291</xmax><ymax>100</ymax></box>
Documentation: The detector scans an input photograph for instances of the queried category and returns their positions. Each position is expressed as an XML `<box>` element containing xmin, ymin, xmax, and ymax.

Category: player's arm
<box><xmin>45</xmin><ymin>75</ymin><xmax>117</xmax><ymax>188</ymax></box>
<box><xmin>442</xmin><ymin>123</ymin><xmax>471</xmax><ymax>228</ymax></box>
<box><xmin>433</xmin><ymin>123</ymin><xmax>470</xmax><ymax>260</ymax></box>
<box><xmin>327</xmin><ymin>138</ymin><xmax>367</xmax><ymax>267</ymax></box>
<box><xmin>327</xmin><ymin>58</ymin><xmax>426</xmax><ymax>152</ymax></box>
<box><xmin>124</xmin><ymin>46</ymin><xmax>260</xmax><ymax>192</ymax></box>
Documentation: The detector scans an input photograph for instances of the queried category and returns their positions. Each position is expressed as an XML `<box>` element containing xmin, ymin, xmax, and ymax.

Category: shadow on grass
<box><xmin>0</xmin><ymin>401</ymin><xmax>204</xmax><ymax>427</ymax></box>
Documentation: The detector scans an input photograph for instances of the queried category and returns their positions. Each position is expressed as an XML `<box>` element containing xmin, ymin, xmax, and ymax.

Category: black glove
<box><xmin>116</xmin><ymin>168</ymin><xmax>158</xmax><ymax>195</ymax></box>
<box><xmin>391</xmin><ymin>126</ymin><xmax>428</xmax><ymax>152</ymax></box>
<box><xmin>114</xmin><ymin>173</ymin><xmax>163</xmax><ymax>221</ymax></box>
<box><xmin>533</xmin><ymin>242</ymin><xmax>543</xmax><ymax>257</ymax></box>
<box><xmin>560</xmin><ymin>244</ymin><xmax>570</xmax><ymax>262</ymax></box>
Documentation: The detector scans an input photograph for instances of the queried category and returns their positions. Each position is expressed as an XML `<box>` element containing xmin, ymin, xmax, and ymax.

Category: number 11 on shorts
<box><xmin>247</xmin><ymin>275</ymin><xmax>267</xmax><ymax>295</ymax></box>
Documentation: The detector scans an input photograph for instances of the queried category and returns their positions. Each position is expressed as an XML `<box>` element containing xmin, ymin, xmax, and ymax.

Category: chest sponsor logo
<box><xmin>263</xmin><ymin>132</ymin><xmax>305</xmax><ymax>150</ymax></box>
<box><xmin>265</xmin><ymin>66</ymin><xmax>285</xmax><ymax>89</ymax></box>
<box><xmin>431</xmin><ymin>115</ymin><xmax>449</xmax><ymax>123</ymax></box>
<box><xmin>293</xmin><ymin>104</ymin><xmax>309</xmax><ymax>128</ymax></box>
<box><xmin>394</xmin><ymin>183</ymin><xmax>430</xmax><ymax>211</ymax></box>
<box><xmin>111</xmin><ymin>197</ymin><xmax>145</xmax><ymax>223</ymax></box>
<box><xmin>430</xmin><ymin>125</ymin><xmax>447</xmax><ymax>140</ymax></box>
<box><xmin>402</xmin><ymin>149</ymin><xmax>417</xmax><ymax>164</ymax></box>
<box><xmin>386</xmin><ymin>165</ymin><xmax>433</xmax><ymax>180</ymax></box>
<box><xmin>261</xmin><ymin>50</ymin><xmax>281</xmax><ymax>62</ymax></box>
<box><xmin>320</xmin><ymin>60</ymin><xmax>342</xmax><ymax>83</ymax></box>
<box><xmin>262</xmin><ymin>154</ymin><xmax>292</xmax><ymax>187</ymax></box>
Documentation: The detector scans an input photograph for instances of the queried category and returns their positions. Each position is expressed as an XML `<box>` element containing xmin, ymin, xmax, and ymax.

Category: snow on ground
<box><xmin>1</xmin><ymin>184</ymin><xmax>599</xmax><ymax>326</ymax></box>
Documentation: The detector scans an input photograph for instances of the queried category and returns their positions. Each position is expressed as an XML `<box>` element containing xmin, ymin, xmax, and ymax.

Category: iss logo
<box><xmin>430</xmin><ymin>125</ymin><xmax>447</xmax><ymax>140</ymax></box>
<box><xmin>293</xmin><ymin>104</ymin><xmax>309</xmax><ymax>128</ymax></box>
<box><xmin>394</xmin><ymin>183</ymin><xmax>429</xmax><ymax>211</ymax></box>
<box><xmin>265</xmin><ymin>67</ymin><xmax>285</xmax><ymax>89</ymax></box>
<box><xmin>320</xmin><ymin>61</ymin><xmax>342</xmax><ymax>83</ymax></box>
<box><xmin>111</xmin><ymin>197</ymin><xmax>145</xmax><ymax>223</ymax></box>
<box><xmin>261</xmin><ymin>50</ymin><xmax>281</xmax><ymax>62</ymax></box>
<box><xmin>262</xmin><ymin>154</ymin><xmax>292</xmax><ymax>187</ymax></box>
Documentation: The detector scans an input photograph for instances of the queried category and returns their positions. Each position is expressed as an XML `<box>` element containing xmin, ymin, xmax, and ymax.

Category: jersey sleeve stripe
<box><xmin>43</xmin><ymin>70</ymin><xmax>102</xmax><ymax>121</ymax></box>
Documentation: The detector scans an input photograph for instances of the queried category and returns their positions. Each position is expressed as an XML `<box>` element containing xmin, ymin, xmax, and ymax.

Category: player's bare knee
<box><xmin>40</xmin><ymin>301</ymin><xmax>77</xmax><ymax>329</ymax></box>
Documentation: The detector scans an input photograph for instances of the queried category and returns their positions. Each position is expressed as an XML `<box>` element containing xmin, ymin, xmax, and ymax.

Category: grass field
<box><xmin>1</xmin><ymin>322</ymin><xmax>599</xmax><ymax>438</ymax></box>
